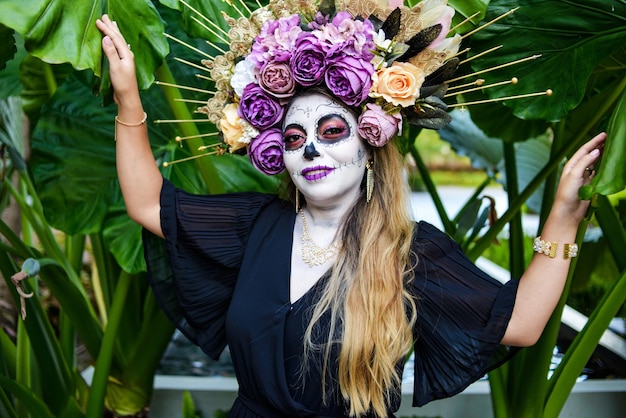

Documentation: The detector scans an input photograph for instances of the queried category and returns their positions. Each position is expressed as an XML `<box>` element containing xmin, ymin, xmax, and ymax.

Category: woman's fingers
<box><xmin>96</xmin><ymin>15</ymin><xmax>133</xmax><ymax>61</ymax></box>
<box><xmin>563</xmin><ymin>132</ymin><xmax>606</xmax><ymax>174</ymax></box>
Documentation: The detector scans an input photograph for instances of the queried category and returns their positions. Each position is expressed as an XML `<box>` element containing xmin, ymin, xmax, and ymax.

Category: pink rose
<box><xmin>259</xmin><ymin>61</ymin><xmax>296</xmax><ymax>99</ymax></box>
<box><xmin>357</xmin><ymin>103</ymin><xmax>402</xmax><ymax>147</ymax></box>
<box><xmin>370</xmin><ymin>62</ymin><xmax>425</xmax><ymax>107</ymax></box>
<box><xmin>248</xmin><ymin>128</ymin><xmax>285</xmax><ymax>175</ymax></box>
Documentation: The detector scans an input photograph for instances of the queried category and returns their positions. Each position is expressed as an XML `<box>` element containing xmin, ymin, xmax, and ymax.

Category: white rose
<box><xmin>231</xmin><ymin>60</ymin><xmax>256</xmax><ymax>97</ymax></box>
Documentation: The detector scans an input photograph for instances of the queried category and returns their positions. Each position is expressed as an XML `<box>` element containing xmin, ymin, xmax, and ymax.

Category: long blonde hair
<box><xmin>290</xmin><ymin>142</ymin><xmax>417</xmax><ymax>417</ymax></box>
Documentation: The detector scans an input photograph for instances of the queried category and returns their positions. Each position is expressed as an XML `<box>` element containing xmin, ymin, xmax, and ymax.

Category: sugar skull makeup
<box><xmin>283</xmin><ymin>92</ymin><xmax>370</xmax><ymax>206</ymax></box>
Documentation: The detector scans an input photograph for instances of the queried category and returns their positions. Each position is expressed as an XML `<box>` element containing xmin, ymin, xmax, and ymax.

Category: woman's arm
<box><xmin>96</xmin><ymin>15</ymin><xmax>164</xmax><ymax>238</ymax></box>
<box><xmin>501</xmin><ymin>132</ymin><xmax>606</xmax><ymax>346</ymax></box>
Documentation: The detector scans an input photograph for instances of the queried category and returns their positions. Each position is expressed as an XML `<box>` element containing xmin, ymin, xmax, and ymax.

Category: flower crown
<box><xmin>168</xmin><ymin>0</ymin><xmax>544</xmax><ymax>175</ymax></box>
<box><xmin>182</xmin><ymin>0</ymin><xmax>463</xmax><ymax>175</ymax></box>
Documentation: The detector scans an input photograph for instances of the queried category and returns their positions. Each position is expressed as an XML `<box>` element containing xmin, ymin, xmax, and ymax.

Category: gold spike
<box><xmin>174</xmin><ymin>98</ymin><xmax>209</xmax><ymax>104</ymax></box>
<box><xmin>459</xmin><ymin>45</ymin><xmax>503</xmax><ymax>66</ymax></box>
<box><xmin>179</xmin><ymin>0</ymin><xmax>230</xmax><ymax>39</ymax></box>
<box><xmin>154</xmin><ymin>118</ymin><xmax>216</xmax><ymax>124</ymax></box>
<box><xmin>445</xmin><ymin>77</ymin><xmax>518</xmax><ymax>98</ymax></box>
<box><xmin>155</xmin><ymin>81</ymin><xmax>216</xmax><ymax>95</ymax></box>
<box><xmin>190</xmin><ymin>16</ymin><xmax>229</xmax><ymax>50</ymax></box>
<box><xmin>196</xmin><ymin>74</ymin><xmax>213</xmax><ymax>82</ymax></box>
<box><xmin>446</xmin><ymin>54</ymin><xmax>541</xmax><ymax>84</ymax></box>
<box><xmin>450</xmin><ymin>47</ymin><xmax>471</xmax><ymax>60</ymax></box>
<box><xmin>222</xmin><ymin>0</ymin><xmax>246</xmax><ymax>19</ymax></box>
<box><xmin>235</xmin><ymin>0</ymin><xmax>253</xmax><ymax>15</ymax></box>
<box><xmin>162</xmin><ymin>149</ymin><xmax>225</xmax><ymax>168</ymax></box>
<box><xmin>449</xmin><ymin>11</ymin><xmax>481</xmax><ymax>34</ymax></box>
<box><xmin>198</xmin><ymin>143</ymin><xmax>223</xmax><ymax>151</ymax></box>
<box><xmin>461</xmin><ymin>7</ymin><xmax>520</xmax><ymax>40</ymax></box>
<box><xmin>176</xmin><ymin>132</ymin><xmax>219</xmax><ymax>143</ymax></box>
<box><xmin>448</xmin><ymin>89</ymin><xmax>553</xmax><ymax>107</ymax></box>
<box><xmin>174</xmin><ymin>57</ymin><xmax>211</xmax><ymax>73</ymax></box>
<box><xmin>164</xmin><ymin>33</ymin><xmax>214</xmax><ymax>60</ymax></box>
<box><xmin>447</xmin><ymin>78</ymin><xmax>485</xmax><ymax>92</ymax></box>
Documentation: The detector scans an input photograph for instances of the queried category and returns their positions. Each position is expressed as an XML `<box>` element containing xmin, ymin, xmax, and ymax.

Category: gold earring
<box><xmin>295</xmin><ymin>187</ymin><xmax>301</xmax><ymax>213</ymax></box>
<box><xmin>366</xmin><ymin>160</ymin><xmax>374</xmax><ymax>203</ymax></box>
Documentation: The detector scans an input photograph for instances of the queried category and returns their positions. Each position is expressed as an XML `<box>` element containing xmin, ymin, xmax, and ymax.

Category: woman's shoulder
<box><xmin>162</xmin><ymin>178</ymin><xmax>288</xmax><ymax>210</ymax></box>
<box><xmin>411</xmin><ymin>220</ymin><xmax>466</xmax><ymax>261</ymax></box>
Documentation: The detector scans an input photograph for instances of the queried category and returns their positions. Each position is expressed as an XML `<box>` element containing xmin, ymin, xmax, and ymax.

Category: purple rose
<box><xmin>259</xmin><ymin>61</ymin><xmax>296</xmax><ymax>99</ymax></box>
<box><xmin>239</xmin><ymin>83</ymin><xmax>284</xmax><ymax>130</ymax></box>
<box><xmin>357</xmin><ymin>103</ymin><xmax>402</xmax><ymax>147</ymax></box>
<box><xmin>325</xmin><ymin>55</ymin><xmax>374</xmax><ymax>106</ymax></box>
<box><xmin>291</xmin><ymin>34</ymin><xmax>326</xmax><ymax>86</ymax></box>
<box><xmin>248</xmin><ymin>128</ymin><xmax>285</xmax><ymax>175</ymax></box>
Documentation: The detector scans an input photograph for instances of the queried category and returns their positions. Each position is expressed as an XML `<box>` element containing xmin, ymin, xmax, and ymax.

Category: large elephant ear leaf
<box><xmin>438</xmin><ymin>109</ymin><xmax>503</xmax><ymax>177</ymax></box>
<box><xmin>30</xmin><ymin>70</ymin><xmax>177</xmax><ymax>235</ymax></box>
<box><xmin>467</xmin><ymin>0</ymin><xmax>626</xmax><ymax>121</ymax></box>
<box><xmin>579</xmin><ymin>87</ymin><xmax>626</xmax><ymax>199</ymax></box>
<box><xmin>0</xmin><ymin>0</ymin><xmax>168</xmax><ymax>93</ymax></box>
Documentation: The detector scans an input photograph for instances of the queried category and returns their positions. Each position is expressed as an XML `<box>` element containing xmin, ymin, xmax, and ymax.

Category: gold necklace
<box><xmin>300</xmin><ymin>209</ymin><xmax>341</xmax><ymax>267</ymax></box>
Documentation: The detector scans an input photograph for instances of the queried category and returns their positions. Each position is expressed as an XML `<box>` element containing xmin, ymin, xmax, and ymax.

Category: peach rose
<box><xmin>219</xmin><ymin>103</ymin><xmax>248</xmax><ymax>153</ymax></box>
<box><xmin>370</xmin><ymin>62</ymin><xmax>425</xmax><ymax>107</ymax></box>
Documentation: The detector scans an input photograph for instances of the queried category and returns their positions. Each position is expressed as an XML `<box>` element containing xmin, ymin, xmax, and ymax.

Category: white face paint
<box><xmin>283</xmin><ymin>92</ymin><xmax>369</xmax><ymax>208</ymax></box>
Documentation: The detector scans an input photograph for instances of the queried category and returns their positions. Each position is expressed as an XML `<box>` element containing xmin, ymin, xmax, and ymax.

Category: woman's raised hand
<box><xmin>552</xmin><ymin>132</ymin><xmax>607</xmax><ymax>227</ymax></box>
<box><xmin>96</xmin><ymin>14</ymin><xmax>140</xmax><ymax>107</ymax></box>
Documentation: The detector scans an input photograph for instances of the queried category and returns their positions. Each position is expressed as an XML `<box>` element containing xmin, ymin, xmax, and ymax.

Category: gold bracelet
<box><xmin>115</xmin><ymin>112</ymin><xmax>147</xmax><ymax>127</ymax></box>
<box><xmin>563</xmin><ymin>243</ymin><xmax>579</xmax><ymax>259</ymax></box>
<box><xmin>533</xmin><ymin>236</ymin><xmax>557</xmax><ymax>258</ymax></box>
<box><xmin>533</xmin><ymin>236</ymin><xmax>578</xmax><ymax>259</ymax></box>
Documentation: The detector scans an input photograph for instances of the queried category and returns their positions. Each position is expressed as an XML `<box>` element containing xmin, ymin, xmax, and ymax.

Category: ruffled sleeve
<box><xmin>410</xmin><ymin>221</ymin><xmax>519</xmax><ymax>406</ymax></box>
<box><xmin>143</xmin><ymin>179</ymin><xmax>276</xmax><ymax>360</ymax></box>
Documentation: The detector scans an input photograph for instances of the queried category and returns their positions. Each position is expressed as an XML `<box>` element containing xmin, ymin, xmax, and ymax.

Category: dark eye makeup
<box><xmin>283</xmin><ymin>114</ymin><xmax>351</xmax><ymax>151</ymax></box>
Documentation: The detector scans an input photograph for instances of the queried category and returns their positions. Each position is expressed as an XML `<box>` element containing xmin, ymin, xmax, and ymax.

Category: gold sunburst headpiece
<box><xmin>157</xmin><ymin>0</ymin><xmax>551</xmax><ymax>173</ymax></box>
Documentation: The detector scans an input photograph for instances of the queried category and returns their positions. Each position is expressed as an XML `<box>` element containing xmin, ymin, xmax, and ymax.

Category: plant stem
<box><xmin>502</xmin><ymin>142</ymin><xmax>524</xmax><ymax>278</ymax></box>
<box><xmin>410</xmin><ymin>143</ymin><xmax>455</xmax><ymax>234</ymax></box>
<box><xmin>85</xmin><ymin>271</ymin><xmax>134</xmax><ymax>418</ymax></box>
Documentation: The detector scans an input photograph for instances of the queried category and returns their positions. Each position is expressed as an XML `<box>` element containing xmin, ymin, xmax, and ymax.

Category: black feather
<box><xmin>423</xmin><ymin>58</ymin><xmax>459</xmax><ymax>86</ymax></box>
<box><xmin>397</xmin><ymin>24</ymin><xmax>442</xmax><ymax>62</ymax></box>
<box><xmin>405</xmin><ymin>104</ymin><xmax>452</xmax><ymax>130</ymax></box>
<box><xmin>381</xmin><ymin>8</ymin><xmax>402</xmax><ymax>40</ymax></box>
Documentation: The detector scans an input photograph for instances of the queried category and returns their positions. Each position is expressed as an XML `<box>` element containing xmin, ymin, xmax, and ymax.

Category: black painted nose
<box><xmin>303</xmin><ymin>142</ymin><xmax>321</xmax><ymax>161</ymax></box>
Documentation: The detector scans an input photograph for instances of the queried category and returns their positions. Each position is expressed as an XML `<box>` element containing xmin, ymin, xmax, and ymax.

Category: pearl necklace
<box><xmin>300</xmin><ymin>209</ymin><xmax>341</xmax><ymax>267</ymax></box>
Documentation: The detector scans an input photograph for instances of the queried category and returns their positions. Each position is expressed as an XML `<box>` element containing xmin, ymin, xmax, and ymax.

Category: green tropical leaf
<box><xmin>103</xmin><ymin>206</ymin><xmax>146</xmax><ymax>274</ymax></box>
<box><xmin>468</xmin><ymin>0</ymin><xmax>626</xmax><ymax>120</ymax></box>
<box><xmin>579</xmin><ymin>86</ymin><xmax>626</xmax><ymax>198</ymax></box>
<box><xmin>172</xmin><ymin>0</ymin><xmax>231</xmax><ymax>40</ymax></box>
<box><xmin>438</xmin><ymin>109</ymin><xmax>503</xmax><ymax>176</ymax></box>
<box><xmin>449</xmin><ymin>0</ymin><xmax>489</xmax><ymax>23</ymax></box>
<box><xmin>0</xmin><ymin>0</ymin><xmax>168</xmax><ymax>93</ymax></box>
<box><xmin>19</xmin><ymin>55</ymin><xmax>74</xmax><ymax>119</ymax></box>
<box><xmin>30</xmin><ymin>73</ymin><xmax>120</xmax><ymax>235</ymax></box>
<box><xmin>0</xmin><ymin>255</ymin><xmax>74</xmax><ymax>415</ymax></box>
<box><xmin>0</xmin><ymin>375</ymin><xmax>55</xmax><ymax>418</ymax></box>
<box><xmin>511</xmin><ymin>133</ymin><xmax>553</xmax><ymax>213</ymax></box>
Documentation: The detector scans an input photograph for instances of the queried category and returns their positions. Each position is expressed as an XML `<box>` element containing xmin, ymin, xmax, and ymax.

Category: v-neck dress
<box><xmin>144</xmin><ymin>179</ymin><xmax>519</xmax><ymax>417</ymax></box>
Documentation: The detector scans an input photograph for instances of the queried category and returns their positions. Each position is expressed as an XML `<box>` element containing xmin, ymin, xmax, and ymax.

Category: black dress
<box><xmin>144</xmin><ymin>179</ymin><xmax>519</xmax><ymax>417</ymax></box>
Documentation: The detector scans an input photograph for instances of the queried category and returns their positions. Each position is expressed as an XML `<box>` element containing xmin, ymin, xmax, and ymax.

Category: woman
<box><xmin>96</xmin><ymin>1</ymin><xmax>605</xmax><ymax>416</ymax></box>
